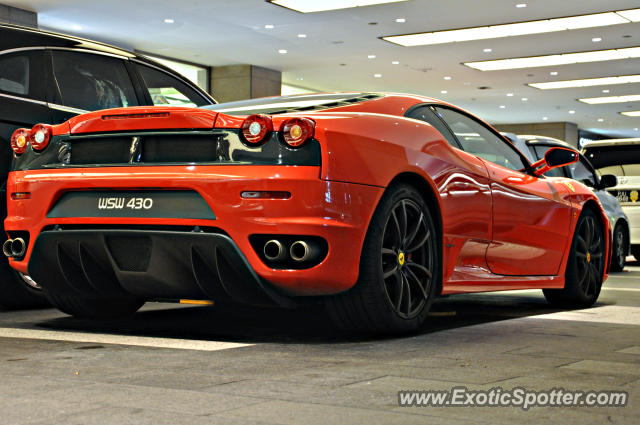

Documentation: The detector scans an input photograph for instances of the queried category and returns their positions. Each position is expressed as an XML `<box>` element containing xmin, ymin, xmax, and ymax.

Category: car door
<box><xmin>433</xmin><ymin>106</ymin><xmax>573</xmax><ymax>276</ymax></box>
<box><xmin>48</xmin><ymin>49</ymin><xmax>142</xmax><ymax>124</ymax></box>
<box><xmin>406</xmin><ymin>105</ymin><xmax>493</xmax><ymax>279</ymax></box>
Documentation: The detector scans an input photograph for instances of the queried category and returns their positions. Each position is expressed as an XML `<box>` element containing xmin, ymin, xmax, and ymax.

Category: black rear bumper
<box><xmin>28</xmin><ymin>229</ymin><xmax>295</xmax><ymax>308</ymax></box>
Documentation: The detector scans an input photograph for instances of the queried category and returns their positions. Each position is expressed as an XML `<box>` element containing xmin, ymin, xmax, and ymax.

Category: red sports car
<box><xmin>4</xmin><ymin>93</ymin><xmax>609</xmax><ymax>333</ymax></box>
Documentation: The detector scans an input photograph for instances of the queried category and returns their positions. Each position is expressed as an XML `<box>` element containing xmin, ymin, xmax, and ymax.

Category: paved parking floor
<box><xmin>0</xmin><ymin>262</ymin><xmax>639</xmax><ymax>424</ymax></box>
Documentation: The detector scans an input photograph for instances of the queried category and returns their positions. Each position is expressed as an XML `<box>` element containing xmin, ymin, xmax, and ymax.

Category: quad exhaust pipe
<box><xmin>3</xmin><ymin>238</ymin><xmax>26</xmax><ymax>258</ymax></box>
<box><xmin>262</xmin><ymin>239</ymin><xmax>321</xmax><ymax>263</ymax></box>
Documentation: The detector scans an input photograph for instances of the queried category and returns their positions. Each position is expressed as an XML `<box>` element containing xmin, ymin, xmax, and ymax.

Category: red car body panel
<box><xmin>5</xmin><ymin>94</ymin><xmax>610</xmax><ymax>300</ymax></box>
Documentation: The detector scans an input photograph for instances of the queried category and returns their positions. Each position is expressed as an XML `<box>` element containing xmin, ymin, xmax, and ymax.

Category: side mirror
<box><xmin>532</xmin><ymin>147</ymin><xmax>578</xmax><ymax>177</ymax></box>
<box><xmin>599</xmin><ymin>174</ymin><xmax>618</xmax><ymax>189</ymax></box>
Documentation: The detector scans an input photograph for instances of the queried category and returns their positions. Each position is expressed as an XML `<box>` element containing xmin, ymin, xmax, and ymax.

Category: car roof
<box><xmin>519</xmin><ymin>134</ymin><xmax>576</xmax><ymax>150</ymax></box>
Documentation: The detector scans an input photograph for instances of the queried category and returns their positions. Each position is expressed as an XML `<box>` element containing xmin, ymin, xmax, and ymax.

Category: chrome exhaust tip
<box><xmin>10</xmin><ymin>238</ymin><xmax>26</xmax><ymax>257</ymax></box>
<box><xmin>264</xmin><ymin>239</ymin><xmax>286</xmax><ymax>261</ymax></box>
<box><xmin>290</xmin><ymin>240</ymin><xmax>315</xmax><ymax>262</ymax></box>
<box><xmin>2</xmin><ymin>239</ymin><xmax>13</xmax><ymax>257</ymax></box>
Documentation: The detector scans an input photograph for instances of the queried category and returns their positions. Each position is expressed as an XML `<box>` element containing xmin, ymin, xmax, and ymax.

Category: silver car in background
<box><xmin>504</xmin><ymin>134</ymin><xmax>630</xmax><ymax>272</ymax></box>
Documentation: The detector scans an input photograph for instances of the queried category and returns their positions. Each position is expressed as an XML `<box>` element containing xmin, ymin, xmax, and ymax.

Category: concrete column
<box><xmin>0</xmin><ymin>4</ymin><xmax>37</xmax><ymax>28</ymax></box>
<box><xmin>494</xmin><ymin>122</ymin><xmax>579</xmax><ymax>147</ymax></box>
<box><xmin>210</xmin><ymin>65</ymin><xmax>281</xmax><ymax>103</ymax></box>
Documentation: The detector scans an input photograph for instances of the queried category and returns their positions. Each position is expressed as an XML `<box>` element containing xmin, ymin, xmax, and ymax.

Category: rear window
<box><xmin>584</xmin><ymin>144</ymin><xmax>640</xmax><ymax>175</ymax></box>
<box><xmin>205</xmin><ymin>93</ymin><xmax>381</xmax><ymax>115</ymax></box>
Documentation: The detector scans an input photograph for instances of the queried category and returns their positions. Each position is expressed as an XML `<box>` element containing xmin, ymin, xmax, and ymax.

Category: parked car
<box><xmin>0</xmin><ymin>23</ymin><xmax>215</xmax><ymax>308</ymax></box>
<box><xmin>512</xmin><ymin>135</ymin><xmax>629</xmax><ymax>272</ymax></box>
<box><xmin>582</xmin><ymin>138</ymin><xmax>640</xmax><ymax>261</ymax></box>
<box><xmin>4</xmin><ymin>93</ymin><xmax>610</xmax><ymax>333</ymax></box>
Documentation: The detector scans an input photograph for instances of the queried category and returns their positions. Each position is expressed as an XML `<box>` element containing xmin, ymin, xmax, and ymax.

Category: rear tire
<box><xmin>326</xmin><ymin>184</ymin><xmax>439</xmax><ymax>334</ymax></box>
<box><xmin>43</xmin><ymin>290</ymin><xmax>144</xmax><ymax>318</ymax></box>
<box><xmin>543</xmin><ymin>209</ymin><xmax>605</xmax><ymax>308</ymax></box>
<box><xmin>0</xmin><ymin>260</ymin><xmax>48</xmax><ymax>310</ymax></box>
<box><xmin>610</xmin><ymin>223</ymin><xmax>627</xmax><ymax>272</ymax></box>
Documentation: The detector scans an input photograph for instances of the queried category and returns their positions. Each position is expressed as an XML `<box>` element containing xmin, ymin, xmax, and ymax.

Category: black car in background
<box><xmin>0</xmin><ymin>23</ymin><xmax>215</xmax><ymax>308</ymax></box>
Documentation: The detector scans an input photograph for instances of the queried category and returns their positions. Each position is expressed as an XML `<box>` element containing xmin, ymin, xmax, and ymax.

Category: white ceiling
<box><xmin>5</xmin><ymin>0</ymin><xmax>640</xmax><ymax>137</ymax></box>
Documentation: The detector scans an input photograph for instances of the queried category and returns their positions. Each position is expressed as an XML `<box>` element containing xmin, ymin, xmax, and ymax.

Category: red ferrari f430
<box><xmin>4</xmin><ymin>93</ymin><xmax>610</xmax><ymax>333</ymax></box>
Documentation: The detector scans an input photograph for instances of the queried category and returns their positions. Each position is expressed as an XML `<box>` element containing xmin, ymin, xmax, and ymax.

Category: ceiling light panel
<box><xmin>579</xmin><ymin>94</ymin><xmax>640</xmax><ymax>104</ymax></box>
<box><xmin>465</xmin><ymin>47</ymin><xmax>640</xmax><ymax>71</ymax></box>
<box><xmin>382</xmin><ymin>10</ymin><xmax>636</xmax><ymax>47</ymax></box>
<box><xmin>269</xmin><ymin>0</ymin><xmax>408</xmax><ymax>13</ymax></box>
<box><xmin>621</xmin><ymin>111</ymin><xmax>640</xmax><ymax>117</ymax></box>
<box><xmin>529</xmin><ymin>75</ymin><xmax>640</xmax><ymax>89</ymax></box>
<box><xmin>616</xmin><ymin>8</ymin><xmax>640</xmax><ymax>21</ymax></box>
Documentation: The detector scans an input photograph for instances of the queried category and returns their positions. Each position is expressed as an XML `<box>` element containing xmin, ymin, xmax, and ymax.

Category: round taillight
<box><xmin>282</xmin><ymin>118</ymin><xmax>315</xmax><ymax>148</ymax></box>
<box><xmin>29</xmin><ymin>124</ymin><xmax>52</xmax><ymax>151</ymax></box>
<box><xmin>241</xmin><ymin>114</ymin><xmax>273</xmax><ymax>145</ymax></box>
<box><xmin>10</xmin><ymin>128</ymin><xmax>30</xmax><ymax>155</ymax></box>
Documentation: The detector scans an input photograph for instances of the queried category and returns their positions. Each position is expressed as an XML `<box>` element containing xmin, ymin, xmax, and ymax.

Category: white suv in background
<box><xmin>582</xmin><ymin>138</ymin><xmax>640</xmax><ymax>261</ymax></box>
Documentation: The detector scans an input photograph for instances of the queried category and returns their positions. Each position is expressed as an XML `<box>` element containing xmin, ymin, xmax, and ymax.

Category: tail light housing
<box><xmin>29</xmin><ymin>124</ymin><xmax>52</xmax><ymax>151</ymax></box>
<box><xmin>241</xmin><ymin>114</ymin><xmax>273</xmax><ymax>145</ymax></box>
<box><xmin>10</xmin><ymin>128</ymin><xmax>30</xmax><ymax>155</ymax></box>
<box><xmin>282</xmin><ymin>118</ymin><xmax>314</xmax><ymax>148</ymax></box>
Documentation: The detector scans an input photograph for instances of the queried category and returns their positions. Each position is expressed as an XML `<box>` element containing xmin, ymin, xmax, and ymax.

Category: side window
<box><xmin>434</xmin><ymin>107</ymin><xmax>526</xmax><ymax>171</ymax></box>
<box><xmin>0</xmin><ymin>50</ymin><xmax>44</xmax><ymax>100</ymax></box>
<box><xmin>51</xmin><ymin>50</ymin><xmax>139</xmax><ymax>111</ymax></box>
<box><xmin>406</xmin><ymin>105</ymin><xmax>459</xmax><ymax>147</ymax></box>
<box><xmin>532</xmin><ymin>145</ymin><xmax>564</xmax><ymax>177</ymax></box>
<box><xmin>568</xmin><ymin>158</ymin><xmax>597</xmax><ymax>188</ymax></box>
<box><xmin>134</xmin><ymin>63</ymin><xmax>208</xmax><ymax>107</ymax></box>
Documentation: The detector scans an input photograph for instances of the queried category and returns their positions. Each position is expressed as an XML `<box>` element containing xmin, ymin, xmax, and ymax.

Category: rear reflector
<box><xmin>11</xmin><ymin>192</ymin><xmax>31</xmax><ymax>200</ymax></box>
<box><xmin>241</xmin><ymin>191</ymin><xmax>291</xmax><ymax>199</ymax></box>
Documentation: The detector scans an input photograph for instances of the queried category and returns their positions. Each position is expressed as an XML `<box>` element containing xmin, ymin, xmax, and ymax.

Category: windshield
<box><xmin>583</xmin><ymin>144</ymin><xmax>640</xmax><ymax>176</ymax></box>
<box><xmin>204</xmin><ymin>93</ymin><xmax>381</xmax><ymax>115</ymax></box>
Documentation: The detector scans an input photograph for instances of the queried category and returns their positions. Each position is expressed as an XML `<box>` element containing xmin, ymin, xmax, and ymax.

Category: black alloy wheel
<box><xmin>326</xmin><ymin>184</ymin><xmax>439</xmax><ymax>334</ymax></box>
<box><xmin>610</xmin><ymin>224</ymin><xmax>627</xmax><ymax>272</ymax></box>
<box><xmin>544</xmin><ymin>209</ymin><xmax>605</xmax><ymax>307</ymax></box>
<box><xmin>381</xmin><ymin>199</ymin><xmax>434</xmax><ymax>319</ymax></box>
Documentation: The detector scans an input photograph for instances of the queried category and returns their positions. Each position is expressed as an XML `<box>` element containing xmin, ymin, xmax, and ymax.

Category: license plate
<box><xmin>48</xmin><ymin>191</ymin><xmax>216</xmax><ymax>219</ymax></box>
<box><xmin>614</xmin><ymin>189</ymin><xmax>640</xmax><ymax>204</ymax></box>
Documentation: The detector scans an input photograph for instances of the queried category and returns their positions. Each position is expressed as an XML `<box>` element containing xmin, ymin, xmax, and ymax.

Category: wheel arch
<box><xmin>386</xmin><ymin>171</ymin><xmax>444</xmax><ymax>295</ymax></box>
<box><xmin>581</xmin><ymin>199</ymin><xmax>612</xmax><ymax>274</ymax></box>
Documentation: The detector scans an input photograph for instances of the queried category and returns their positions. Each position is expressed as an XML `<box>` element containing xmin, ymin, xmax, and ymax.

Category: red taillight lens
<box><xmin>10</xmin><ymin>128</ymin><xmax>30</xmax><ymax>155</ymax></box>
<box><xmin>241</xmin><ymin>114</ymin><xmax>273</xmax><ymax>145</ymax></box>
<box><xmin>29</xmin><ymin>124</ymin><xmax>52</xmax><ymax>151</ymax></box>
<box><xmin>282</xmin><ymin>118</ymin><xmax>314</xmax><ymax>148</ymax></box>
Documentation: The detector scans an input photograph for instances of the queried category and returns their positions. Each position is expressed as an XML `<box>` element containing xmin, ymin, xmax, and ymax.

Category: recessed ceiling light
<box><xmin>444</xmin><ymin>76</ymin><xmax>452</xmax><ymax>80</ymax></box>
<box><xmin>580</xmin><ymin>94</ymin><xmax>640</xmax><ymax>104</ymax></box>
<box><xmin>592</xmin><ymin>37</ymin><xmax>602</xmax><ymax>42</ymax></box>
<box><xmin>529</xmin><ymin>75</ymin><xmax>640</xmax><ymax>89</ymax></box>
<box><xmin>465</xmin><ymin>46</ymin><xmax>640</xmax><ymax>71</ymax></box>
<box><xmin>278</xmin><ymin>49</ymin><xmax>288</xmax><ymax>54</ymax></box>
<box><xmin>550</xmin><ymin>71</ymin><xmax>558</xmax><ymax>76</ymax></box>
<box><xmin>635</xmin><ymin>127</ymin><xmax>640</xmax><ymax>130</ymax></box>
<box><xmin>368</xmin><ymin>54</ymin><xmax>377</xmax><ymax>59</ymax></box>
<box><xmin>392</xmin><ymin>61</ymin><xmax>400</xmax><ymax>64</ymax></box>
<box><xmin>516</xmin><ymin>4</ymin><xmax>527</xmax><ymax>8</ymax></box>
<box><xmin>597</xmin><ymin>118</ymin><xmax>604</xmax><ymax>122</ymax></box>
<box><xmin>522</xmin><ymin>98</ymin><xmax>528</xmax><ymax>101</ymax></box>
<box><xmin>296</xmin><ymin>77</ymin><xmax>304</xmax><ymax>80</ymax></box>
<box><xmin>396</xmin><ymin>18</ymin><xmax>406</xmax><ymax>23</ymax></box>
<box><xmin>483</xmin><ymin>48</ymin><xmax>492</xmax><ymax>53</ymax></box>
<box><xmin>441</xmin><ymin>90</ymin><xmax>448</xmax><ymax>94</ymax></box>
<box><xmin>265</xmin><ymin>24</ymin><xmax>275</xmax><ymax>29</ymax></box>
<box><xmin>381</xmin><ymin>9</ymin><xmax>638</xmax><ymax>47</ymax></box>
<box><xmin>507</xmin><ymin>93</ymin><xmax>514</xmax><ymax>96</ymax></box>
<box><xmin>569</xmin><ymin>110</ymin><xmax>576</xmax><ymax>114</ymax></box>
<box><xmin>603</xmin><ymin>89</ymin><xmax>611</xmax><ymax>93</ymax></box>
<box><xmin>71</xmin><ymin>24</ymin><xmax>82</xmax><ymax>30</ymax></box>
<box><xmin>269</xmin><ymin>0</ymin><xmax>409</xmax><ymax>13</ymax></box>
<box><xmin>164</xmin><ymin>18</ymin><xmax>175</xmax><ymax>24</ymax></box>
<box><xmin>620</xmin><ymin>111</ymin><xmax>640</xmax><ymax>117</ymax></box>
<box><xmin>297</xmin><ymin>33</ymin><xmax>307</xmax><ymax>38</ymax></box>
<box><xmin>500</xmin><ymin>105</ymin><xmax>506</xmax><ymax>109</ymax></box>
<box><xmin>542</xmin><ymin>117</ymin><xmax>549</xmax><ymax>120</ymax></box>
<box><xmin>374</xmin><ymin>73</ymin><xmax>382</xmax><ymax>78</ymax></box>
